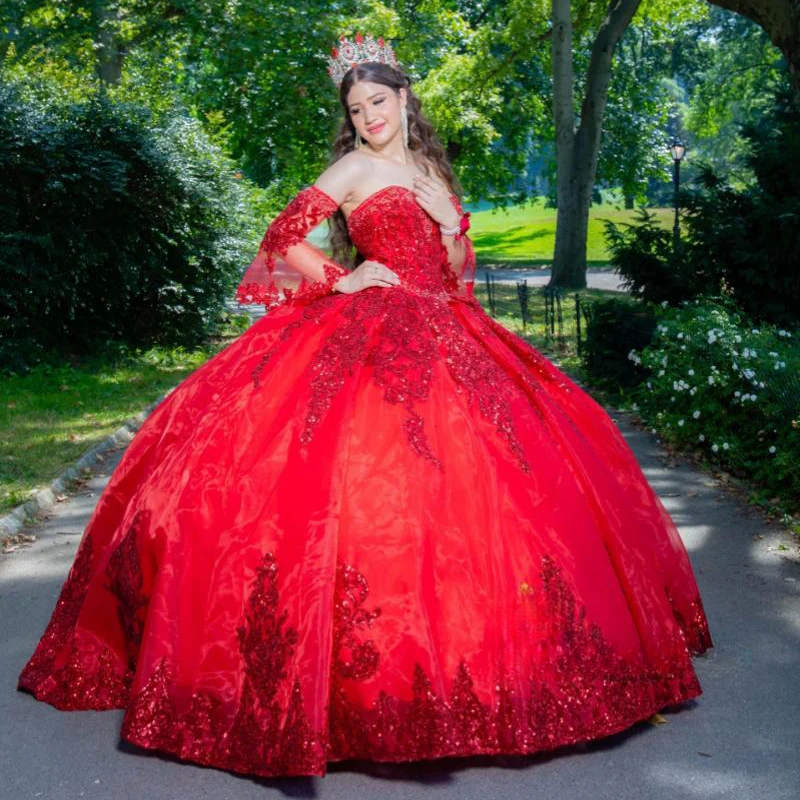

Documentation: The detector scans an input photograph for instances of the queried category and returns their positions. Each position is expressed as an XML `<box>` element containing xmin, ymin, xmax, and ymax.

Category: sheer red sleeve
<box><xmin>236</xmin><ymin>185</ymin><xmax>349</xmax><ymax>309</ymax></box>
<box><xmin>441</xmin><ymin>193</ymin><xmax>476</xmax><ymax>300</ymax></box>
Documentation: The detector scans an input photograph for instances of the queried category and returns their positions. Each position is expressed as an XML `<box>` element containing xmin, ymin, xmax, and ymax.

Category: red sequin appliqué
<box><xmin>236</xmin><ymin>186</ymin><xmax>348</xmax><ymax>307</ymax></box>
<box><xmin>17</xmin><ymin>533</ymin><xmax>133</xmax><ymax>709</ymax></box>
<box><xmin>20</xmin><ymin>543</ymin><xmax>709</xmax><ymax>777</ymax></box>
<box><xmin>120</xmin><ymin>550</ymin><xmax>327</xmax><ymax>778</ymax></box>
<box><xmin>105</xmin><ymin>510</ymin><xmax>150</xmax><ymax>670</ymax></box>
<box><xmin>326</xmin><ymin>555</ymin><xmax>706</xmax><ymax>765</ymax></box>
<box><xmin>245</xmin><ymin>185</ymin><xmax>534</xmax><ymax>473</ymax></box>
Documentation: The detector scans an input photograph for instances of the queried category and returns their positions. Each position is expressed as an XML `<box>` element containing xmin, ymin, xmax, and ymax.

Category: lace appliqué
<box><xmin>665</xmin><ymin>585</ymin><xmax>714</xmax><ymax>655</ymax></box>
<box><xmin>235</xmin><ymin>186</ymin><xmax>349</xmax><ymax>308</ymax></box>
<box><xmin>17</xmin><ymin>533</ymin><xmax>133</xmax><ymax>709</ymax></box>
<box><xmin>105</xmin><ymin>510</ymin><xmax>150</xmax><ymax>670</ymax></box>
<box><xmin>327</xmin><ymin>555</ymin><xmax>706</xmax><ymax>764</ymax></box>
<box><xmin>120</xmin><ymin>550</ymin><xmax>327</xmax><ymax>778</ymax></box>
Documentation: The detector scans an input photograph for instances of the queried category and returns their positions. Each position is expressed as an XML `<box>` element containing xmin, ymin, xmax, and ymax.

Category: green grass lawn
<box><xmin>0</xmin><ymin>337</ymin><xmax>239</xmax><ymax>514</ymax></box>
<box><xmin>469</xmin><ymin>198</ymin><xmax>673</xmax><ymax>267</ymax></box>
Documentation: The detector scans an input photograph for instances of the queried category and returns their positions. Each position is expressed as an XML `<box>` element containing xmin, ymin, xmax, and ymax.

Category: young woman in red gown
<box><xmin>17</xmin><ymin>33</ymin><xmax>712</xmax><ymax>778</ymax></box>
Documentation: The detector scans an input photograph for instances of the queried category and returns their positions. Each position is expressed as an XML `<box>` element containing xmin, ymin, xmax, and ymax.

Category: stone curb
<box><xmin>0</xmin><ymin>390</ymin><xmax>173</xmax><ymax>539</ymax></box>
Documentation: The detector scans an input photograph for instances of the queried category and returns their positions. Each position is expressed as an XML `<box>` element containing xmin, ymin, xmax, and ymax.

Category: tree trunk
<box><xmin>706</xmin><ymin>1</ymin><xmax>800</xmax><ymax>103</ymax></box>
<box><xmin>549</xmin><ymin>0</ymin><xmax>642</xmax><ymax>289</ymax></box>
<box><xmin>93</xmin><ymin>1</ymin><xmax>126</xmax><ymax>87</ymax></box>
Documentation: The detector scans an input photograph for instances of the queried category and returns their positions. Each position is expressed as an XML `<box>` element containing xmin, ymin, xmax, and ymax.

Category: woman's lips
<box><xmin>367</xmin><ymin>122</ymin><xmax>386</xmax><ymax>133</ymax></box>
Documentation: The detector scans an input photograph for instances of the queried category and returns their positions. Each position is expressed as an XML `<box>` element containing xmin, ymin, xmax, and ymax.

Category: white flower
<box><xmin>698</xmin><ymin>434</ymin><xmax>705</xmax><ymax>442</ymax></box>
<box><xmin>768</xmin><ymin>445</ymin><xmax>776</xmax><ymax>454</ymax></box>
<box><xmin>752</xmin><ymin>328</ymin><xmax>760</xmax><ymax>334</ymax></box>
<box><xmin>693</xmin><ymin>410</ymin><xmax>701</xmax><ymax>419</ymax></box>
<box><xmin>678</xmin><ymin>419</ymin><xmax>685</xmax><ymax>426</ymax></box>
<box><xmin>751</xmin><ymin>394</ymin><xmax>758</xmax><ymax>401</ymax></box>
<box><xmin>662</xmin><ymin>300</ymin><xmax>669</xmax><ymax>307</ymax></box>
<box><xmin>707</xmin><ymin>376</ymin><xmax>715</xmax><ymax>385</ymax></box>
<box><xmin>677</xmin><ymin>332</ymin><xmax>684</xmax><ymax>339</ymax></box>
<box><xmin>712</xmin><ymin>443</ymin><xmax>719</xmax><ymax>452</ymax></box>
<box><xmin>723</xmin><ymin>442</ymin><xmax>729</xmax><ymax>450</ymax></box>
<box><xmin>734</xmin><ymin>390</ymin><xmax>741</xmax><ymax>397</ymax></box>
<box><xmin>658</xmin><ymin>369</ymin><xmax>665</xmax><ymax>377</ymax></box>
<box><xmin>688</xmin><ymin>369</ymin><xmax>695</xmax><ymax>376</ymax></box>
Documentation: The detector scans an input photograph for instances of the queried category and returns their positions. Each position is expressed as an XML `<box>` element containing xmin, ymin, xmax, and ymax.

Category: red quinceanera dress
<box><xmin>18</xmin><ymin>183</ymin><xmax>713</xmax><ymax>778</ymax></box>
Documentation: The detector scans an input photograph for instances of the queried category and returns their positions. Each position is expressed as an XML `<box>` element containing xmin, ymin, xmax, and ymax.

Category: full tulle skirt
<box><xmin>18</xmin><ymin>288</ymin><xmax>712</xmax><ymax>777</ymax></box>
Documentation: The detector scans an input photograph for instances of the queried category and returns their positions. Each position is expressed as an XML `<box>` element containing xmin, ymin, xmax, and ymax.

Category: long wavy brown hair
<box><xmin>325</xmin><ymin>62</ymin><xmax>464</xmax><ymax>269</ymax></box>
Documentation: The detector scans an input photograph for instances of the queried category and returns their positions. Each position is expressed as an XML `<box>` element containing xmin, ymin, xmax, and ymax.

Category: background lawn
<box><xmin>468</xmin><ymin>197</ymin><xmax>674</xmax><ymax>267</ymax></box>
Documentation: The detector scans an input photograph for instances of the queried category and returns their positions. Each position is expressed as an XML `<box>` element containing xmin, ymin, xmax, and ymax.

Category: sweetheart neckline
<box><xmin>350</xmin><ymin>182</ymin><xmax>417</xmax><ymax>220</ymax></box>
<box><xmin>311</xmin><ymin>183</ymin><xmax>417</xmax><ymax>229</ymax></box>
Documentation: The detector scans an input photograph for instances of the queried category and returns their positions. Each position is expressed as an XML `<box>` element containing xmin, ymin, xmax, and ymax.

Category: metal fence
<box><xmin>480</xmin><ymin>272</ymin><xmax>594</xmax><ymax>354</ymax></box>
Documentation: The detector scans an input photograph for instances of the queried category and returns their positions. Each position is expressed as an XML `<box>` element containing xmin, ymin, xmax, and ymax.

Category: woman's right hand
<box><xmin>333</xmin><ymin>260</ymin><xmax>401</xmax><ymax>294</ymax></box>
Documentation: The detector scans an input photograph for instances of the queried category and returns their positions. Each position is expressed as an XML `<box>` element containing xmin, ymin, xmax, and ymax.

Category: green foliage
<box><xmin>580</xmin><ymin>296</ymin><xmax>658</xmax><ymax>392</ymax></box>
<box><xmin>629</xmin><ymin>297</ymin><xmax>800</xmax><ymax>511</ymax></box>
<box><xmin>0</xmin><ymin>77</ymin><xmax>255</xmax><ymax>374</ymax></box>
<box><xmin>601</xmin><ymin>207</ymin><xmax>719</xmax><ymax>304</ymax></box>
<box><xmin>680</xmin><ymin>88</ymin><xmax>800</xmax><ymax>328</ymax></box>
<box><xmin>681</xmin><ymin>8</ymin><xmax>788</xmax><ymax>182</ymax></box>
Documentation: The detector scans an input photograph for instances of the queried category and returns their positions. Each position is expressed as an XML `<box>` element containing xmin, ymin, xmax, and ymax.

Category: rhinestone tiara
<box><xmin>326</xmin><ymin>32</ymin><xmax>399</xmax><ymax>87</ymax></box>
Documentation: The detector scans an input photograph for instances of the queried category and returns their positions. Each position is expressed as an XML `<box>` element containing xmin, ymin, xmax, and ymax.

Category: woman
<box><xmin>17</xmin><ymin>32</ymin><xmax>712</xmax><ymax>779</ymax></box>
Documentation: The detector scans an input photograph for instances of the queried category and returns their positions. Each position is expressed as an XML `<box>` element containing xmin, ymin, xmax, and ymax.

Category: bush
<box><xmin>629</xmin><ymin>296</ymin><xmax>800</xmax><ymax>512</ymax></box>
<box><xmin>580</xmin><ymin>296</ymin><xmax>658</xmax><ymax>392</ymax></box>
<box><xmin>0</xmin><ymin>79</ymin><xmax>255</xmax><ymax>374</ymax></box>
<box><xmin>602</xmin><ymin>207</ymin><xmax>719</xmax><ymax>306</ymax></box>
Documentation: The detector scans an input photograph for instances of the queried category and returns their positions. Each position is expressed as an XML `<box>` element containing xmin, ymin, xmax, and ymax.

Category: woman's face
<box><xmin>346</xmin><ymin>80</ymin><xmax>406</xmax><ymax>147</ymax></box>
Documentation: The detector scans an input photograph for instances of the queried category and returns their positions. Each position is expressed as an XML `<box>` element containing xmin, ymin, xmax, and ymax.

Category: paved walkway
<box><xmin>2</xmin><ymin>406</ymin><xmax>798</xmax><ymax>799</ymax></box>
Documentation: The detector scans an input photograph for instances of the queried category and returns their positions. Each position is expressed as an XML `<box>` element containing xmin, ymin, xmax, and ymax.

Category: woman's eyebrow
<box><xmin>349</xmin><ymin>92</ymin><xmax>386</xmax><ymax>107</ymax></box>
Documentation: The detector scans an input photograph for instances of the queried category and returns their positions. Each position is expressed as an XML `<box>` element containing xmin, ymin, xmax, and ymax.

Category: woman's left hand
<box><xmin>412</xmin><ymin>173</ymin><xmax>462</xmax><ymax>229</ymax></box>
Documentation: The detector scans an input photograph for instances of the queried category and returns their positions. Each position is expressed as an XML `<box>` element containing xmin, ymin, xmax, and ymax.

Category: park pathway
<box><xmin>1</xmin><ymin>403</ymin><xmax>798</xmax><ymax>799</ymax></box>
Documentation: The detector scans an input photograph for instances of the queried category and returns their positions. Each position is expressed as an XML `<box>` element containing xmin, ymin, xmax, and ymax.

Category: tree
<box><xmin>550</xmin><ymin>0</ymin><xmax>643</xmax><ymax>288</ymax></box>
<box><xmin>705</xmin><ymin>0</ymin><xmax>800</xmax><ymax>102</ymax></box>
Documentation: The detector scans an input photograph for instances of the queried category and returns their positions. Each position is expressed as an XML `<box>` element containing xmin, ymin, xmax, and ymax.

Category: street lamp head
<box><xmin>669</xmin><ymin>140</ymin><xmax>686</xmax><ymax>161</ymax></box>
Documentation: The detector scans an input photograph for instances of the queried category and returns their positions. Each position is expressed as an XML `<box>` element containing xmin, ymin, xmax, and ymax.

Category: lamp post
<box><xmin>669</xmin><ymin>139</ymin><xmax>686</xmax><ymax>248</ymax></box>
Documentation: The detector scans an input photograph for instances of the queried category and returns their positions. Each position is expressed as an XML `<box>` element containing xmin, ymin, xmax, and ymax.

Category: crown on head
<box><xmin>326</xmin><ymin>32</ymin><xmax>399</xmax><ymax>87</ymax></box>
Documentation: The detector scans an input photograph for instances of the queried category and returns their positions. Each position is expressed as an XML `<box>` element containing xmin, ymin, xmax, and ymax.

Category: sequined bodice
<box><xmin>346</xmin><ymin>185</ymin><xmax>452</xmax><ymax>296</ymax></box>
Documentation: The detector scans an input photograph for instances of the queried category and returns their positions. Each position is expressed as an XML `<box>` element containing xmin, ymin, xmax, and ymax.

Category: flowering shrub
<box><xmin>628</xmin><ymin>297</ymin><xmax>799</xmax><ymax>511</ymax></box>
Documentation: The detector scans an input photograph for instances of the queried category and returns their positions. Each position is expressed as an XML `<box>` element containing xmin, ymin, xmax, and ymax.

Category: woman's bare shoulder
<box><xmin>313</xmin><ymin>152</ymin><xmax>369</xmax><ymax>207</ymax></box>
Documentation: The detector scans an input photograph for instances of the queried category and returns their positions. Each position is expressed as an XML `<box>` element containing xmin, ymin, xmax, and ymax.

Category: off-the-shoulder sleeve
<box><xmin>236</xmin><ymin>185</ymin><xmax>350</xmax><ymax>308</ymax></box>
<box><xmin>441</xmin><ymin>193</ymin><xmax>476</xmax><ymax>301</ymax></box>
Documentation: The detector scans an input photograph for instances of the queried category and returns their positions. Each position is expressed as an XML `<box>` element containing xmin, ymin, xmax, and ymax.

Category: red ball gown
<box><xmin>17</xmin><ymin>183</ymin><xmax>713</xmax><ymax>778</ymax></box>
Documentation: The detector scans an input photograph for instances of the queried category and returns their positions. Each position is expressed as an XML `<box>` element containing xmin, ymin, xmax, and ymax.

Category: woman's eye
<box><xmin>374</xmin><ymin>99</ymin><xmax>384</xmax><ymax>106</ymax></box>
